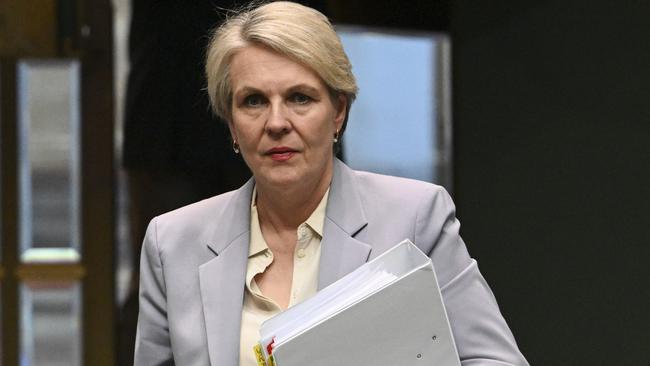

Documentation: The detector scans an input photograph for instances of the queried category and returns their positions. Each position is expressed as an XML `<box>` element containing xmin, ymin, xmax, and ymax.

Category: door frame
<box><xmin>0</xmin><ymin>1</ymin><xmax>115</xmax><ymax>364</ymax></box>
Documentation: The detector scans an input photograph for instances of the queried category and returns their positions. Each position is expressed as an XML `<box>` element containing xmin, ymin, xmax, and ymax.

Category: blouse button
<box><xmin>297</xmin><ymin>249</ymin><xmax>306</xmax><ymax>258</ymax></box>
<box><xmin>298</xmin><ymin>225</ymin><xmax>307</xmax><ymax>238</ymax></box>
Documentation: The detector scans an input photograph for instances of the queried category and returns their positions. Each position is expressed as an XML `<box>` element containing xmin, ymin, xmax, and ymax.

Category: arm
<box><xmin>134</xmin><ymin>218</ymin><xmax>175</xmax><ymax>365</ymax></box>
<box><xmin>416</xmin><ymin>188</ymin><xmax>529</xmax><ymax>366</ymax></box>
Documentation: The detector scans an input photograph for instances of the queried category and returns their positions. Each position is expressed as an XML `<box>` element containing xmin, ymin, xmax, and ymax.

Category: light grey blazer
<box><xmin>135</xmin><ymin>159</ymin><xmax>529</xmax><ymax>366</ymax></box>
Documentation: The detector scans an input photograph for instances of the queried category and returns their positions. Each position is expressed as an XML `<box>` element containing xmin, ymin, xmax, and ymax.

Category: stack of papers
<box><xmin>254</xmin><ymin>239</ymin><xmax>461</xmax><ymax>366</ymax></box>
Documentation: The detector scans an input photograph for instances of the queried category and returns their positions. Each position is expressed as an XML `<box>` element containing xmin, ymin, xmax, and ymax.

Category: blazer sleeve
<box><xmin>134</xmin><ymin>218</ymin><xmax>175</xmax><ymax>365</ymax></box>
<box><xmin>416</xmin><ymin>187</ymin><xmax>529</xmax><ymax>366</ymax></box>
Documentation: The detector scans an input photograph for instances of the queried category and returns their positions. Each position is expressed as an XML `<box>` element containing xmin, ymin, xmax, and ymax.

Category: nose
<box><xmin>265</xmin><ymin>100</ymin><xmax>292</xmax><ymax>137</ymax></box>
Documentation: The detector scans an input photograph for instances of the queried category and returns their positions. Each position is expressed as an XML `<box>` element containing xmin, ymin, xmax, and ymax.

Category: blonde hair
<box><xmin>205</xmin><ymin>1</ymin><xmax>358</xmax><ymax>133</ymax></box>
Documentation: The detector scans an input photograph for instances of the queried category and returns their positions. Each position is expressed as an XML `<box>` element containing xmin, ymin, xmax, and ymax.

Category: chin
<box><xmin>257</xmin><ymin>167</ymin><xmax>305</xmax><ymax>188</ymax></box>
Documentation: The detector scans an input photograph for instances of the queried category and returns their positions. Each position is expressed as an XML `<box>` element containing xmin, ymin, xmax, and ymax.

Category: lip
<box><xmin>265</xmin><ymin>146</ymin><xmax>297</xmax><ymax>161</ymax></box>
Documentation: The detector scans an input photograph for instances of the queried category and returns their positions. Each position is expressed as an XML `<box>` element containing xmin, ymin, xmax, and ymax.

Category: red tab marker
<box><xmin>266</xmin><ymin>337</ymin><xmax>275</xmax><ymax>356</ymax></box>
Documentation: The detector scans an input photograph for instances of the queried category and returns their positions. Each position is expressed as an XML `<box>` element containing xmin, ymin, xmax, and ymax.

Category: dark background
<box><xmin>332</xmin><ymin>0</ymin><xmax>650</xmax><ymax>364</ymax></box>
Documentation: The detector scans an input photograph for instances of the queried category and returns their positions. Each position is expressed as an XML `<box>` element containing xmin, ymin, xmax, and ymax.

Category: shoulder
<box><xmin>145</xmin><ymin>188</ymin><xmax>245</xmax><ymax>257</ymax></box>
<box><xmin>340</xmin><ymin>168</ymin><xmax>459</xmax><ymax>259</ymax></box>
<box><xmin>351</xmin><ymin>169</ymin><xmax>452</xmax><ymax>210</ymax></box>
<box><xmin>155</xmin><ymin>189</ymin><xmax>239</xmax><ymax>230</ymax></box>
<box><xmin>348</xmin><ymin>168</ymin><xmax>457</xmax><ymax>236</ymax></box>
<box><xmin>354</xmin><ymin>171</ymin><xmax>456</xmax><ymax>239</ymax></box>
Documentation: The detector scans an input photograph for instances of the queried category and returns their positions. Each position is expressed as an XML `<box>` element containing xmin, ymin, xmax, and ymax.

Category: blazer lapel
<box><xmin>199</xmin><ymin>179</ymin><xmax>254</xmax><ymax>366</ymax></box>
<box><xmin>319</xmin><ymin>159</ymin><xmax>372</xmax><ymax>289</ymax></box>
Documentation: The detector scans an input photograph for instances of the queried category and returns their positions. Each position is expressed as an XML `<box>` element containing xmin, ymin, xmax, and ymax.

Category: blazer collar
<box><xmin>326</xmin><ymin>158</ymin><xmax>369</xmax><ymax>236</ymax></box>
<box><xmin>200</xmin><ymin>178</ymin><xmax>254</xmax><ymax>366</ymax></box>
<box><xmin>318</xmin><ymin>159</ymin><xmax>372</xmax><ymax>289</ymax></box>
<box><xmin>206</xmin><ymin>178</ymin><xmax>255</xmax><ymax>255</ymax></box>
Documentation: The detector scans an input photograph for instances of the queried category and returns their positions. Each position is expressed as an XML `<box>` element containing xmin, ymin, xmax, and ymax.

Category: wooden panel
<box><xmin>16</xmin><ymin>263</ymin><xmax>86</xmax><ymax>281</ymax></box>
<box><xmin>0</xmin><ymin>1</ymin><xmax>57</xmax><ymax>57</ymax></box>
<box><xmin>2</xmin><ymin>1</ymin><xmax>115</xmax><ymax>364</ymax></box>
<box><xmin>3</xmin><ymin>1</ymin><xmax>115</xmax><ymax>363</ymax></box>
<box><xmin>0</xmin><ymin>58</ymin><xmax>19</xmax><ymax>366</ymax></box>
<box><xmin>80</xmin><ymin>0</ymin><xmax>115</xmax><ymax>364</ymax></box>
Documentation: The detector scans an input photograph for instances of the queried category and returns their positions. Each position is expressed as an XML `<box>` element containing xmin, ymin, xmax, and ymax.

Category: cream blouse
<box><xmin>239</xmin><ymin>187</ymin><xmax>329</xmax><ymax>366</ymax></box>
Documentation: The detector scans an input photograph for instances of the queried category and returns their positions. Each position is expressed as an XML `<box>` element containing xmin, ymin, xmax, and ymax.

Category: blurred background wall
<box><xmin>351</xmin><ymin>1</ymin><xmax>647</xmax><ymax>364</ymax></box>
<box><xmin>450</xmin><ymin>2</ymin><xmax>649</xmax><ymax>364</ymax></box>
<box><xmin>332</xmin><ymin>0</ymin><xmax>649</xmax><ymax>364</ymax></box>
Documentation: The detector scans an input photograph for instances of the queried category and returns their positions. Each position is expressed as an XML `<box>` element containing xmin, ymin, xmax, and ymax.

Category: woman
<box><xmin>135</xmin><ymin>2</ymin><xmax>529</xmax><ymax>365</ymax></box>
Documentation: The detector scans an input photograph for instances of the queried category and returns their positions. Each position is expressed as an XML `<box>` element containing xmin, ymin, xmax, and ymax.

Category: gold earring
<box><xmin>333</xmin><ymin>130</ymin><xmax>339</xmax><ymax>143</ymax></box>
<box><xmin>232</xmin><ymin>140</ymin><xmax>240</xmax><ymax>154</ymax></box>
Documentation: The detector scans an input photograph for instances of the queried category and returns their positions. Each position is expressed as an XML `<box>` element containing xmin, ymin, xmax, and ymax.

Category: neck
<box><xmin>255</xmin><ymin>161</ymin><xmax>333</xmax><ymax>231</ymax></box>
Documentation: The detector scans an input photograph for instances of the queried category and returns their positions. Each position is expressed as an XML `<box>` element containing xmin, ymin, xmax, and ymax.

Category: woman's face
<box><xmin>228</xmin><ymin>45</ymin><xmax>346</xmax><ymax>191</ymax></box>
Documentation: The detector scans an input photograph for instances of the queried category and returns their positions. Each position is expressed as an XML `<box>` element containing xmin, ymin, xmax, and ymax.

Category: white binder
<box><xmin>254</xmin><ymin>239</ymin><xmax>461</xmax><ymax>366</ymax></box>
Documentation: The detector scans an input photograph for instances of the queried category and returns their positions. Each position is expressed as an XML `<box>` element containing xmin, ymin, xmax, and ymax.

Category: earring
<box><xmin>333</xmin><ymin>130</ymin><xmax>340</xmax><ymax>143</ymax></box>
<box><xmin>232</xmin><ymin>140</ymin><xmax>240</xmax><ymax>154</ymax></box>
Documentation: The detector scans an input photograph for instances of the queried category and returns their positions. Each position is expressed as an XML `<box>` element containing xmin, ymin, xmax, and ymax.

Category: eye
<box><xmin>290</xmin><ymin>93</ymin><xmax>312</xmax><ymax>105</ymax></box>
<box><xmin>242</xmin><ymin>94</ymin><xmax>265</xmax><ymax>107</ymax></box>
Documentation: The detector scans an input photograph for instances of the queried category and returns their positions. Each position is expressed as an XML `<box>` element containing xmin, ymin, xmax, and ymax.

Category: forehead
<box><xmin>229</xmin><ymin>45</ymin><xmax>326</xmax><ymax>93</ymax></box>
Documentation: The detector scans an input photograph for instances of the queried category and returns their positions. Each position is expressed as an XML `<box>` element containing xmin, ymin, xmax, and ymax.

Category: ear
<box><xmin>333</xmin><ymin>94</ymin><xmax>347</xmax><ymax>132</ymax></box>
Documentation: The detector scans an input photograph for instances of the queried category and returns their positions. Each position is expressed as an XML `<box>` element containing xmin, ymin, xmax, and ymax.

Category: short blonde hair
<box><xmin>205</xmin><ymin>1</ymin><xmax>358</xmax><ymax>133</ymax></box>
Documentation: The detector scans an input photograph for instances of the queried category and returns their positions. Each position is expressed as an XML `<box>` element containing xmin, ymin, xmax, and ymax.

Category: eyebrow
<box><xmin>233</xmin><ymin>83</ymin><xmax>322</xmax><ymax>98</ymax></box>
<box><xmin>233</xmin><ymin>86</ymin><xmax>262</xmax><ymax>98</ymax></box>
<box><xmin>287</xmin><ymin>84</ymin><xmax>321</xmax><ymax>95</ymax></box>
